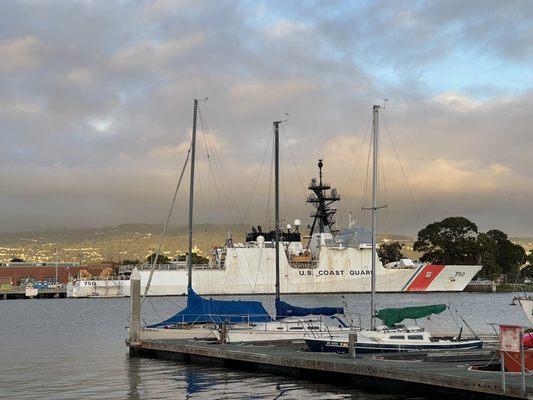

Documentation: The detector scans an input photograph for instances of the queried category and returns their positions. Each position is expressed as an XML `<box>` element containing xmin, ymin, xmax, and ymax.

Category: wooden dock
<box><xmin>0</xmin><ymin>287</ymin><xmax>67</xmax><ymax>300</ymax></box>
<box><xmin>128</xmin><ymin>338</ymin><xmax>532</xmax><ymax>399</ymax></box>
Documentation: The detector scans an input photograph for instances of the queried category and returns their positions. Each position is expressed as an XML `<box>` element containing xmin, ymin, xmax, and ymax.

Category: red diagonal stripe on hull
<box><xmin>406</xmin><ymin>264</ymin><xmax>445</xmax><ymax>292</ymax></box>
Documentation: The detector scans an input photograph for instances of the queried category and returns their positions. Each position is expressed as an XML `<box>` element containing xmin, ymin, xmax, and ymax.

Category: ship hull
<box><xmin>66</xmin><ymin>247</ymin><xmax>481</xmax><ymax>297</ymax></box>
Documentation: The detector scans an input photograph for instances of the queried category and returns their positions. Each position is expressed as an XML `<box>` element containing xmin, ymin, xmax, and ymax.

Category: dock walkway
<box><xmin>129</xmin><ymin>339</ymin><xmax>532</xmax><ymax>399</ymax></box>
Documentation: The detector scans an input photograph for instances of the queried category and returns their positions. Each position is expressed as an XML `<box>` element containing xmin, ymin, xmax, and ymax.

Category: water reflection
<box><xmin>1</xmin><ymin>293</ymin><xmax>528</xmax><ymax>399</ymax></box>
<box><xmin>127</xmin><ymin>357</ymin><xmax>142</xmax><ymax>400</ymax></box>
<box><xmin>123</xmin><ymin>355</ymin><xmax>421</xmax><ymax>400</ymax></box>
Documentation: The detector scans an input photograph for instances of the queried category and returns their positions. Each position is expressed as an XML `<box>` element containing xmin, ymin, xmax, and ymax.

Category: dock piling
<box><xmin>219</xmin><ymin>322</ymin><xmax>228</xmax><ymax>345</ymax></box>
<box><xmin>348</xmin><ymin>333</ymin><xmax>356</xmax><ymax>358</ymax></box>
<box><xmin>129</xmin><ymin>268</ymin><xmax>141</xmax><ymax>355</ymax></box>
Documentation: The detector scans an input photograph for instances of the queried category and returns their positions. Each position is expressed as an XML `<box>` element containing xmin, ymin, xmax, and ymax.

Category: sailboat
<box><xmin>218</xmin><ymin>121</ymin><xmax>358</xmax><ymax>343</ymax></box>
<box><xmin>305</xmin><ymin>105</ymin><xmax>483</xmax><ymax>353</ymax></box>
<box><xmin>141</xmin><ymin>99</ymin><xmax>271</xmax><ymax>341</ymax></box>
<box><xmin>518</xmin><ymin>297</ymin><xmax>533</xmax><ymax>325</ymax></box>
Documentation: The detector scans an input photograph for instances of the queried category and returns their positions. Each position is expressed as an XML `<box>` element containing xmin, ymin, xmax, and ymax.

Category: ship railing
<box><xmin>467</xmin><ymin>279</ymin><xmax>494</xmax><ymax>286</ymax></box>
<box><xmin>119</xmin><ymin>263</ymin><xmax>216</xmax><ymax>274</ymax></box>
<box><xmin>289</xmin><ymin>260</ymin><xmax>318</xmax><ymax>269</ymax></box>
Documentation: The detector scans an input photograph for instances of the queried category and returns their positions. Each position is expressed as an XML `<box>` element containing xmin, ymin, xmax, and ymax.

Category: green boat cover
<box><xmin>376</xmin><ymin>304</ymin><xmax>447</xmax><ymax>327</ymax></box>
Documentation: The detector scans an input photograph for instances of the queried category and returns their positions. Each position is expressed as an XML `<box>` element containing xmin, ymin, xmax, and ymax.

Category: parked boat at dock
<box><xmin>217</xmin><ymin>121</ymin><xmax>356</xmax><ymax>343</ymax></box>
<box><xmin>306</xmin><ymin>105</ymin><xmax>483</xmax><ymax>355</ymax></box>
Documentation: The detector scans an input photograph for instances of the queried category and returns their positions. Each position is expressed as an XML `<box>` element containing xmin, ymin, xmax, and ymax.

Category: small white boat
<box><xmin>306</xmin><ymin>105</ymin><xmax>482</xmax><ymax>355</ymax></box>
<box><xmin>306</xmin><ymin>324</ymin><xmax>483</xmax><ymax>353</ymax></box>
<box><xmin>218</xmin><ymin>316</ymin><xmax>357</xmax><ymax>343</ymax></box>
<box><xmin>517</xmin><ymin>296</ymin><xmax>533</xmax><ymax>325</ymax></box>
<box><xmin>134</xmin><ymin>100</ymin><xmax>272</xmax><ymax>342</ymax></box>
<box><xmin>25</xmin><ymin>285</ymin><xmax>38</xmax><ymax>298</ymax></box>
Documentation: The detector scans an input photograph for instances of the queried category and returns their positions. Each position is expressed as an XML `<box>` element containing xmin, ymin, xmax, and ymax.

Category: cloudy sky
<box><xmin>1</xmin><ymin>0</ymin><xmax>533</xmax><ymax>236</ymax></box>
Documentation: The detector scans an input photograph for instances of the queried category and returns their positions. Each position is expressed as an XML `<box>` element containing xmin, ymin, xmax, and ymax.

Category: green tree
<box><xmin>378</xmin><ymin>242</ymin><xmax>404</xmax><ymax>265</ymax></box>
<box><xmin>413</xmin><ymin>217</ymin><xmax>480</xmax><ymax>264</ymax></box>
<box><xmin>477</xmin><ymin>233</ymin><xmax>501</xmax><ymax>278</ymax></box>
<box><xmin>122</xmin><ymin>259</ymin><xmax>140</xmax><ymax>265</ymax></box>
<box><xmin>486</xmin><ymin>229</ymin><xmax>526</xmax><ymax>277</ymax></box>
<box><xmin>177</xmin><ymin>252</ymin><xmax>209</xmax><ymax>264</ymax></box>
<box><xmin>521</xmin><ymin>252</ymin><xmax>533</xmax><ymax>279</ymax></box>
<box><xmin>145</xmin><ymin>254</ymin><xmax>171</xmax><ymax>264</ymax></box>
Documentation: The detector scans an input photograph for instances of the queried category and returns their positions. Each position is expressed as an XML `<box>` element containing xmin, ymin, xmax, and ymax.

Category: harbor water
<box><xmin>0</xmin><ymin>292</ymin><xmax>529</xmax><ymax>399</ymax></box>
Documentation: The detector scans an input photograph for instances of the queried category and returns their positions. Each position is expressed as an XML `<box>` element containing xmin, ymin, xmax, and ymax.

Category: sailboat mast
<box><xmin>273</xmin><ymin>121</ymin><xmax>281</xmax><ymax>303</ymax></box>
<box><xmin>370</xmin><ymin>104</ymin><xmax>379</xmax><ymax>329</ymax></box>
<box><xmin>187</xmin><ymin>99</ymin><xmax>198</xmax><ymax>290</ymax></box>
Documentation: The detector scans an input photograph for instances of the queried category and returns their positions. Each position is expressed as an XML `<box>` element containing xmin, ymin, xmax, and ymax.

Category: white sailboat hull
<box><xmin>140</xmin><ymin>326</ymin><xmax>218</xmax><ymax>341</ymax></box>
<box><xmin>518</xmin><ymin>298</ymin><xmax>533</xmax><ymax>325</ymax></box>
<box><xmin>222</xmin><ymin>327</ymin><xmax>355</xmax><ymax>343</ymax></box>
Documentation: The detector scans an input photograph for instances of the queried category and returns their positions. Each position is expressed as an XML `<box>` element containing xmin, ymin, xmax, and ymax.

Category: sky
<box><xmin>1</xmin><ymin>0</ymin><xmax>533</xmax><ymax>236</ymax></box>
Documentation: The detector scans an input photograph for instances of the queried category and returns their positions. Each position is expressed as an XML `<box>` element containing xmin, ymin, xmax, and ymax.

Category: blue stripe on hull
<box><xmin>305</xmin><ymin>339</ymin><xmax>483</xmax><ymax>354</ymax></box>
<box><xmin>400</xmin><ymin>263</ymin><xmax>425</xmax><ymax>291</ymax></box>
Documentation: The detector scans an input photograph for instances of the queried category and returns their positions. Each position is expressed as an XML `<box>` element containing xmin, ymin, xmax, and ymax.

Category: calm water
<box><xmin>0</xmin><ymin>292</ymin><xmax>529</xmax><ymax>399</ymax></box>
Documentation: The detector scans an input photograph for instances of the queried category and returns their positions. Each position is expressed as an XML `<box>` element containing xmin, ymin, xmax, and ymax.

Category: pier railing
<box><xmin>289</xmin><ymin>260</ymin><xmax>319</xmax><ymax>269</ymax></box>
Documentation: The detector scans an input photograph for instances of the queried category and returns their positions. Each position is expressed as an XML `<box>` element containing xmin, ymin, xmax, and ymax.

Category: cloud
<box><xmin>109</xmin><ymin>34</ymin><xmax>205</xmax><ymax>72</ymax></box>
<box><xmin>264</xmin><ymin>19</ymin><xmax>310</xmax><ymax>38</ymax></box>
<box><xmin>433</xmin><ymin>92</ymin><xmax>478</xmax><ymax>112</ymax></box>
<box><xmin>0</xmin><ymin>36</ymin><xmax>43</xmax><ymax>72</ymax></box>
<box><xmin>1</xmin><ymin>1</ymin><xmax>533</xmax><ymax>236</ymax></box>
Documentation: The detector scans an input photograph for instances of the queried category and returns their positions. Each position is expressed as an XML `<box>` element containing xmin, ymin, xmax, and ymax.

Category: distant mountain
<box><xmin>0</xmin><ymin>223</ymin><xmax>251</xmax><ymax>264</ymax></box>
<box><xmin>2</xmin><ymin>223</ymin><xmax>527</xmax><ymax>264</ymax></box>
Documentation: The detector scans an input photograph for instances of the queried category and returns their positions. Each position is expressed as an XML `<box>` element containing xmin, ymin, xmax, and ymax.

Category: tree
<box><xmin>486</xmin><ymin>229</ymin><xmax>526</xmax><ymax>278</ymax></box>
<box><xmin>413</xmin><ymin>217</ymin><xmax>480</xmax><ymax>265</ymax></box>
<box><xmin>145</xmin><ymin>254</ymin><xmax>171</xmax><ymax>264</ymax></box>
<box><xmin>521</xmin><ymin>252</ymin><xmax>533</xmax><ymax>279</ymax></box>
<box><xmin>176</xmin><ymin>252</ymin><xmax>209</xmax><ymax>264</ymax></box>
<box><xmin>10</xmin><ymin>257</ymin><xmax>24</xmax><ymax>262</ymax></box>
<box><xmin>378</xmin><ymin>242</ymin><xmax>404</xmax><ymax>265</ymax></box>
<box><xmin>477</xmin><ymin>233</ymin><xmax>501</xmax><ymax>278</ymax></box>
<box><xmin>122</xmin><ymin>259</ymin><xmax>140</xmax><ymax>265</ymax></box>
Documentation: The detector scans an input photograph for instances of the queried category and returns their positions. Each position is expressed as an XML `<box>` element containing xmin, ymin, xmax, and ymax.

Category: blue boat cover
<box><xmin>275</xmin><ymin>298</ymin><xmax>344</xmax><ymax>320</ymax></box>
<box><xmin>148</xmin><ymin>288</ymin><xmax>272</xmax><ymax>327</ymax></box>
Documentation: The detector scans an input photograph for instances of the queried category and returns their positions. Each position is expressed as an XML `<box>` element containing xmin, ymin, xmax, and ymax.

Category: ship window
<box><xmin>289</xmin><ymin>327</ymin><xmax>304</xmax><ymax>330</ymax></box>
<box><xmin>408</xmin><ymin>335</ymin><xmax>424</xmax><ymax>340</ymax></box>
<box><xmin>389</xmin><ymin>335</ymin><xmax>405</xmax><ymax>340</ymax></box>
<box><xmin>276</xmin><ymin>327</ymin><xmax>284</xmax><ymax>330</ymax></box>
<box><xmin>308</xmin><ymin>326</ymin><xmax>320</xmax><ymax>330</ymax></box>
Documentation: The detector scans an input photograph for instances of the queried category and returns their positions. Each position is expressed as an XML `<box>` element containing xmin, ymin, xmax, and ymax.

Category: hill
<box><xmin>0</xmin><ymin>223</ymin><xmax>250</xmax><ymax>264</ymax></box>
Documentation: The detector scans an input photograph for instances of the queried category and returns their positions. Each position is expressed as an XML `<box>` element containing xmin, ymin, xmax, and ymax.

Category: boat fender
<box><xmin>523</xmin><ymin>332</ymin><xmax>533</xmax><ymax>348</ymax></box>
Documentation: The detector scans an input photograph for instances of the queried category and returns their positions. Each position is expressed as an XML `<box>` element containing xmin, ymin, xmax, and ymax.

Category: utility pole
<box><xmin>55</xmin><ymin>249</ymin><xmax>59</xmax><ymax>284</ymax></box>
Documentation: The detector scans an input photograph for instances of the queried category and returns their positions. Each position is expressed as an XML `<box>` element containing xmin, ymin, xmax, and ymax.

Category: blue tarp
<box><xmin>275</xmin><ymin>298</ymin><xmax>344</xmax><ymax>320</ymax></box>
<box><xmin>148</xmin><ymin>288</ymin><xmax>272</xmax><ymax>327</ymax></box>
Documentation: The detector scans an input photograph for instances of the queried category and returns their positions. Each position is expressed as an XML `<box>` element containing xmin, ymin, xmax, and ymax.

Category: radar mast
<box><xmin>307</xmin><ymin>159</ymin><xmax>340</xmax><ymax>237</ymax></box>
